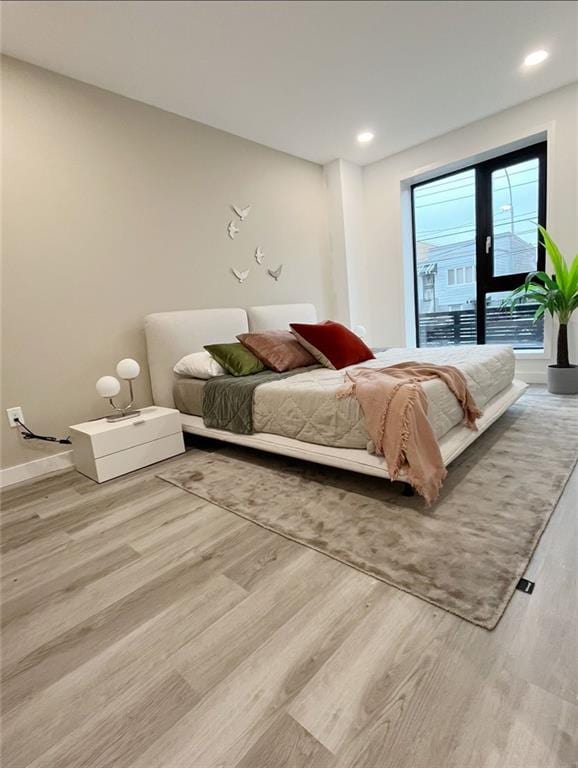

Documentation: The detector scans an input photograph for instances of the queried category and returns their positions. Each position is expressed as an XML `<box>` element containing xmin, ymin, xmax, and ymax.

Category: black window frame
<box><xmin>411</xmin><ymin>141</ymin><xmax>547</xmax><ymax>348</ymax></box>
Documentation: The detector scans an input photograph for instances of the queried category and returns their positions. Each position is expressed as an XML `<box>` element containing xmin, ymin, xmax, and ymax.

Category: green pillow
<box><xmin>204</xmin><ymin>342</ymin><xmax>266</xmax><ymax>376</ymax></box>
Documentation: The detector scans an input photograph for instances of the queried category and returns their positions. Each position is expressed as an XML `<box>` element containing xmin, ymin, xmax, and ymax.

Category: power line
<box><xmin>416</xmin><ymin>211</ymin><xmax>537</xmax><ymax>239</ymax></box>
<box><xmin>416</xmin><ymin>209</ymin><xmax>535</xmax><ymax>237</ymax></box>
<box><xmin>413</xmin><ymin>164</ymin><xmax>537</xmax><ymax>200</ymax></box>
<box><xmin>418</xmin><ymin>223</ymin><xmax>537</xmax><ymax>245</ymax></box>
<box><xmin>414</xmin><ymin>179</ymin><xmax>538</xmax><ymax>210</ymax></box>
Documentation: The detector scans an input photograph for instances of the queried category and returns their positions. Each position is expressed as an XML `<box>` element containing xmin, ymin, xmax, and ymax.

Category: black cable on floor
<box><xmin>14</xmin><ymin>418</ymin><xmax>72</xmax><ymax>445</ymax></box>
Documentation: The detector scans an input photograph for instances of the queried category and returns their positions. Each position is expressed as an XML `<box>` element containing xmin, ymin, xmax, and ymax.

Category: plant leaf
<box><xmin>565</xmin><ymin>252</ymin><xmax>578</xmax><ymax>297</ymax></box>
<box><xmin>505</xmin><ymin>227</ymin><xmax>576</xmax><ymax>325</ymax></box>
<box><xmin>531</xmin><ymin>271</ymin><xmax>558</xmax><ymax>291</ymax></box>
<box><xmin>539</xmin><ymin>225</ymin><xmax>568</xmax><ymax>292</ymax></box>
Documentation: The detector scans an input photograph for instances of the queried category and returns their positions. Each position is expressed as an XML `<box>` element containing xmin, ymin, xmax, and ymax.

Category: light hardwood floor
<box><xmin>1</xmin><ymin>439</ymin><xmax>576</xmax><ymax>768</ymax></box>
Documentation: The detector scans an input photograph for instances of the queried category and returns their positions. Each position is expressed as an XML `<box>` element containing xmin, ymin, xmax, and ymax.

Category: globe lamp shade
<box><xmin>116</xmin><ymin>358</ymin><xmax>140</xmax><ymax>380</ymax></box>
<box><xmin>96</xmin><ymin>375</ymin><xmax>121</xmax><ymax>399</ymax></box>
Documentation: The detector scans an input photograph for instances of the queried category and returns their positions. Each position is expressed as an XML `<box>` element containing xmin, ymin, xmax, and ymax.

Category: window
<box><xmin>422</xmin><ymin>273</ymin><xmax>435</xmax><ymax>302</ymax></box>
<box><xmin>412</xmin><ymin>141</ymin><xmax>546</xmax><ymax>348</ymax></box>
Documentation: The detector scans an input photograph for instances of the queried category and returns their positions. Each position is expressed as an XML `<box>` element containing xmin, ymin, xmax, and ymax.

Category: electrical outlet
<box><xmin>6</xmin><ymin>407</ymin><xmax>24</xmax><ymax>428</ymax></box>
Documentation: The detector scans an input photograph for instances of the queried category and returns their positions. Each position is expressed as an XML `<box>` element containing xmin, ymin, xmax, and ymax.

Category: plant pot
<box><xmin>547</xmin><ymin>364</ymin><xmax>578</xmax><ymax>395</ymax></box>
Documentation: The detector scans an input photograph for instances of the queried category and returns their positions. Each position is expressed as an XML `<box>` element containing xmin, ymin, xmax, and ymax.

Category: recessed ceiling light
<box><xmin>523</xmin><ymin>49</ymin><xmax>549</xmax><ymax>67</ymax></box>
<box><xmin>357</xmin><ymin>131</ymin><xmax>374</xmax><ymax>144</ymax></box>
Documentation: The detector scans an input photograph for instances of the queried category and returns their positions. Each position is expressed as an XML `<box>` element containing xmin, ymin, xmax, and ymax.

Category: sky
<box><xmin>413</xmin><ymin>159</ymin><xmax>539</xmax><ymax>253</ymax></box>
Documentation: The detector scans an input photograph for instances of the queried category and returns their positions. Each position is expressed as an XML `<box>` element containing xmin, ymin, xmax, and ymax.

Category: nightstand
<box><xmin>69</xmin><ymin>406</ymin><xmax>185</xmax><ymax>482</ymax></box>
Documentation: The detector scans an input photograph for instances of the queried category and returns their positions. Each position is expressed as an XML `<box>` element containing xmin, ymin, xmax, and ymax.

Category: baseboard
<box><xmin>515</xmin><ymin>361</ymin><xmax>548</xmax><ymax>384</ymax></box>
<box><xmin>516</xmin><ymin>371</ymin><xmax>547</xmax><ymax>384</ymax></box>
<box><xmin>0</xmin><ymin>450</ymin><xmax>74</xmax><ymax>489</ymax></box>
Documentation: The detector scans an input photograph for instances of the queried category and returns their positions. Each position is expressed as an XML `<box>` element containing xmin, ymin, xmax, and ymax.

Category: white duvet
<box><xmin>253</xmin><ymin>345</ymin><xmax>515</xmax><ymax>449</ymax></box>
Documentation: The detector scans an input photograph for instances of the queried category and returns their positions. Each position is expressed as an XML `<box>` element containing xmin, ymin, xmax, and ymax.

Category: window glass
<box><xmin>485</xmin><ymin>291</ymin><xmax>544</xmax><ymax>348</ymax></box>
<box><xmin>492</xmin><ymin>159</ymin><xmax>540</xmax><ymax>277</ymax></box>
<box><xmin>412</xmin><ymin>144</ymin><xmax>545</xmax><ymax>349</ymax></box>
<box><xmin>413</xmin><ymin>169</ymin><xmax>477</xmax><ymax>346</ymax></box>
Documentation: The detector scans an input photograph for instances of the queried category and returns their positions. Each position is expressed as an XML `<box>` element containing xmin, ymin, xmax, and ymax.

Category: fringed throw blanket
<box><xmin>338</xmin><ymin>362</ymin><xmax>481</xmax><ymax>504</ymax></box>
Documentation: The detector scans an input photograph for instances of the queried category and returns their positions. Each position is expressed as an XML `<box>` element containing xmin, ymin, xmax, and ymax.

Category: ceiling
<box><xmin>2</xmin><ymin>0</ymin><xmax>577</xmax><ymax>165</ymax></box>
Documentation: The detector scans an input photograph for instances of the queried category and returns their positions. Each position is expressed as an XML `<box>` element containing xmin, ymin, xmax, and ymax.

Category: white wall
<box><xmin>323</xmin><ymin>160</ymin><xmax>351</xmax><ymax>325</ymax></box>
<box><xmin>359</xmin><ymin>83</ymin><xmax>578</xmax><ymax>380</ymax></box>
<box><xmin>1</xmin><ymin>56</ymin><xmax>332</xmax><ymax>469</ymax></box>
<box><xmin>340</xmin><ymin>161</ymin><xmax>371</xmax><ymax>337</ymax></box>
<box><xmin>323</xmin><ymin>159</ymin><xmax>371</xmax><ymax>336</ymax></box>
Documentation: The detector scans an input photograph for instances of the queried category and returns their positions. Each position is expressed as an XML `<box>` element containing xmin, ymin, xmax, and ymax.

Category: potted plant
<box><xmin>504</xmin><ymin>226</ymin><xmax>578</xmax><ymax>394</ymax></box>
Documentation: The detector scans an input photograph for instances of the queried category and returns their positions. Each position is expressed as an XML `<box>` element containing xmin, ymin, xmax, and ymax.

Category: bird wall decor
<box><xmin>226</xmin><ymin>203</ymin><xmax>265</xmax><ymax>285</ymax></box>
<box><xmin>231</xmin><ymin>268</ymin><xmax>250</xmax><ymax>284</ymax></box>
<box><xmin>232</xmin><ymin>204</ymin><xmax>251</xmax><ymax>221</ymax></box>
<box><xmin>268</xmin><ymin>264</ymin><xmax>283</xmax><ymax>281</ymax></box>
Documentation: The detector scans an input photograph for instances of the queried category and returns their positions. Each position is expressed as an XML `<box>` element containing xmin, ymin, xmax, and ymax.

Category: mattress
<box><xmin>174</xmin><ymin>377</ymin><xmax>206</xmax><ymax>417</ymax></box>
<box><xmin>174</xmin><ymin>345</ymin><xmax>515</xmax><ymax>450</ymax></box>
<box><xmin>253</xmin><ymin>345</ymin><xmax>515</xmax><ymax>448</ymax></box>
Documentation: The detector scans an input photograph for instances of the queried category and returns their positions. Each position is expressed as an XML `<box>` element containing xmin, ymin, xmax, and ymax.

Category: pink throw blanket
<box><xmin>338</xmin><ymin>362</ymin><xmax>481</xmax><ymax>504</ymax></box>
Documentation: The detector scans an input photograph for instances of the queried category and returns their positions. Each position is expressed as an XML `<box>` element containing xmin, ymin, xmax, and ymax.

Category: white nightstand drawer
<box><xmin>71</xmin><ymin>407</ymin><xmax>181</xmax><ymax>458</ymax></box>
<box><xmin>78</xmin><ymin>432</ymin><xmax>185</xmax><ymax>483</ymax></box>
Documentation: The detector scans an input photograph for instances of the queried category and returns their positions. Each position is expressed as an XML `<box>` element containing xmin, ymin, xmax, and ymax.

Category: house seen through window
<box><xmin>412</xmin><ymin>142</ymin><xmax>546</xmax><ymax>348</ymax></box>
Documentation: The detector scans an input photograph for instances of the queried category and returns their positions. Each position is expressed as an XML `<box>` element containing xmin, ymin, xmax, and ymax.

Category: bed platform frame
<box><xmin>144</xmin><ymin>303</ymin><xmax>528</xmax><ymax>483</ymax></box>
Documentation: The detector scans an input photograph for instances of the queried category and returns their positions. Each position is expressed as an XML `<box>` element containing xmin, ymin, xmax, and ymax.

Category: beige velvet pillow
<box><xmin>237</xmin><ymin>330</ymin><xmax>316</xmax><ymax>372</ymax></box>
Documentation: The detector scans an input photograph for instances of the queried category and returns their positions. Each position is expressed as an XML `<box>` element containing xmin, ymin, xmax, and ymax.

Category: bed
<box><xmin>144</xmin><ymin>303</ymin><xmax>528</xmax><ymax>484</ymax></box>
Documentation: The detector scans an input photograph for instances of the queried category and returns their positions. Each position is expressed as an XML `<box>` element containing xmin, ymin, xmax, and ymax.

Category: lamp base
<box><xmin>105</xmin><ymin>409</ymin><xmax>142</xmax><ymax>423</ymax></box>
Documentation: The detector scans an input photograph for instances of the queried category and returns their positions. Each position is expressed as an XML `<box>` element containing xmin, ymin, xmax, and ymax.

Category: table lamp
<box><xmin>95</xmin><ymin>358</ymin><xmax>142</xmax><ymax>421</ymax></box>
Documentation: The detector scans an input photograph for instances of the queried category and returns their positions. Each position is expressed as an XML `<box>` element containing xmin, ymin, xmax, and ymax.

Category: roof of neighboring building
<box><xmin>417</xmin><ymin>232</ymin><xmax>535</xmax><ymax>269</ymax></box>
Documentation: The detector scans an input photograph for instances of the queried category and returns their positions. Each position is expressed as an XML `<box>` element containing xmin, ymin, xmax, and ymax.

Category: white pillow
<box><xmin>173</xmin><ymin>350</ymin><xmax>226</xmax><ymax>379</ymax></box>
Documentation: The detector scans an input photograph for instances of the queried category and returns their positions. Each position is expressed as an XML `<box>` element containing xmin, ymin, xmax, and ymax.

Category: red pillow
<box><xmin>290</xmin><ymin>320</ymin><xmax>374</xmax><ymax>370</ymax></box>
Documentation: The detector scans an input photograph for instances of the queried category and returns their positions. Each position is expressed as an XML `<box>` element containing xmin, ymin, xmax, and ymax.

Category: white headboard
<box><xmin>247</xmin><ymin>303</ymin><xmax>317</xmax><ymax>331</ymax></box>
<box><xmin>144</xmin><ymin>303</ymin><xmax>318</xmax><ymax>408</ymax></box>
<box><xmin>145</xmin><ymin>308</ymin><xmax>248</xmax><ymax>408</ymax></box>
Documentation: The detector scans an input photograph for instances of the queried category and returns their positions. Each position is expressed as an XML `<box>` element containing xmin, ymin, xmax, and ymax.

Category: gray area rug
<box><xmin>158</xmin><ymin>389</ymin><xmax>577</xmax><ymax>629</ymax></box>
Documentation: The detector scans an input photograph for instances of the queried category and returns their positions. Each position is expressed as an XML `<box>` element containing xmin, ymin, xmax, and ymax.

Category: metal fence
<box><xmin>418</xmin><ymin>304</ymin><xmax>543</xmax><ymax>348</ymax></box>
